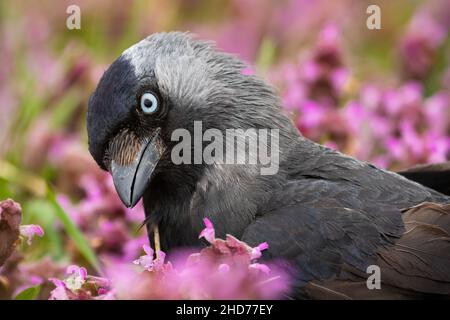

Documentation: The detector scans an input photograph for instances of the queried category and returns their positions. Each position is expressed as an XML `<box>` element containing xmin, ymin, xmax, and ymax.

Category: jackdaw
<box><xmin>87</xmin><ymin>32</ymin><xmax>450</xmax><ymax>299</ymax></box>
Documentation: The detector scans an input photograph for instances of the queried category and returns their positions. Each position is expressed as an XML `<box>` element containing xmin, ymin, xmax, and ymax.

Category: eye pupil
<box><xmin>144</xmin><ymin>99</ymin><xmax>153</xmax><ymax>107</ymax></box>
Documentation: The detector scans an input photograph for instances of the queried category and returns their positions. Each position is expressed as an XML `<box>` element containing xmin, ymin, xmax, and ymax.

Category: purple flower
<box><xmin>386</xmin><ymin>137</ymin><xmax>406</xmax><ymax>161</ymax></box>
<box><xmin>251</xmin><ymin>242</ymin><xmax>269</xmax><ymax>260</ymax></box>
<box><xmin>299</xmin><ymin>100</ymin><xmax>324</xmax><ymax>129</ymax></box>
<box><xmin>198</xmin><ymin>217</ymin><xmax>215</xmax><ymax>244</ymax></box>
<box><xmin>318</xmin><ymin>23</ymin><xmax>339</xmax><ymax>50</ymax></box>
<box><xmin>103</xmin><ymin>218</ymin><xmax>289</xmax><ymax>299</ymax></box>
<box><xmin>360</xmin><ymin>85</ymin><xmax>382</xmax><ymax>110</ymax></box>
<box><xmin>218</xmin><ymin>263</ymin><xmax>230</xmax><ymax>273</ymax></box>
<box><xmin>425</xmin><ymin>92</ymin><xmax>449</xmax><ymax>134</ymax></box>
<box><xmin>122</xmin><ymin>234</ymin><xmax>148</xmax><ymax>262</ymax></box>
<box><xmin>65</xmin><ymin>265</ymin><xmax>88</xmax><ymax>290</ymax></box>
<box><xmin>302</xmin><ymin>61</ymin><xmax>320</xmax><ymax>82</ymax></box>
<box><xmin>249</xmin><ymin>263</ymin><xmax>271</xmax><ymax>274</ymax></box>
<box><xmin>400</xmin><ymin>12</ymin><xmax>447</xmax><ymax>79</ymax></box>
<box><xmin>19</xmin><ymin>224</ymin><xmax>44</xmax><ymax>245</ymax></box>
<box><xmin>330</xmin><ymin>67</ymin><xmax>350</xmax><ymax>93</ymax></box>
<box><xmin>425</xmin><ymin>134</ymin><xmax>450</xmax><ymax>163</ymax></box>
<box><xmin>48</xmin><ymin>278</ymin><xmax>70</xmax><ymax>300</ymax></box>
<box><xmin>49</xmin><ymin>265</ymin><xmax>111</xmax><ymax>300</ymax></box>
<box><xmin>79</xmin><ymin>174</ymin><xmax>103</xmax><ymax>202</ymax></box>
<box><xmin>133</xmin><ymin>245</ymin><xmax>167</xmax><ymax>271</ymax></box>
<box><xmin>343</xmin><ymin>101</ymin><xmax>365</xmax><ymax>134</ymax></box>
<box><xmin>282</xmin><ymin>84</ymin><xmax>306</xmax><ymax>111</ymax></box>
<box><xmin>133</xmin><ymin>244</ymin><xmax>155</xmax><ymax>269</ymax></box>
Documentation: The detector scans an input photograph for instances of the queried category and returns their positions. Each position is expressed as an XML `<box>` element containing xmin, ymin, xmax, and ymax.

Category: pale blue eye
<box><xmin>140</xmin><ymin>92</ymin><xmax>158</xmax><ymax>114</ymax></box>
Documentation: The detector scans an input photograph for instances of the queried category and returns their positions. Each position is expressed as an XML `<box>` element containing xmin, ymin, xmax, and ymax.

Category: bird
<box><xmin>87</xmin><ymin>32</ymin><xmax>450</xmax><ymax>299</ymax></box>
<box><xmin>397</xmin><ymin>162</ymin><xmax>450</xmax><ymax>196</ymax></box>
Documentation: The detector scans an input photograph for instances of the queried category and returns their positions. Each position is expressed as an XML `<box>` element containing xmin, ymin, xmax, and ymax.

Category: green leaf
<box><xmin>256</xmin><ymin>37</ymin><xmax>277</xmax><ymax>71</ymax></box>
<box><xmin>14</xmin><ymin>286</ymin><xmax>41</xmax><ymax>300</ymax></box>
<box><xmin>46</xmin><ymin>189</ymin><xmax>101</xmax><ymax>271</ymax></box>
<box><xmin>23</xmin><ymin>199</ymin><xmax>65</xmax><ymax>260</ymax></box>
<box><xmin>50</xmin><ymin>88</ymin><xmax>82</xmax><ymax>129</ymax></box>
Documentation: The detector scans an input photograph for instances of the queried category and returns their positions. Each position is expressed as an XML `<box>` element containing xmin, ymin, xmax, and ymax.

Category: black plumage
<box><xmin>87</xmin><ymin>32</ymin><xmax>450</xmax><ymax>299</ymax></box>
<box><xmin>397</xmin><ymin>162</ymin><xmax>450</xmax><ymax>196</ymax></box>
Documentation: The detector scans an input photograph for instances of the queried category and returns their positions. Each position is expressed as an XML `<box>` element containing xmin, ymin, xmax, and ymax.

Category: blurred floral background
<box><xmin>0</xmin><ymin>0</ymin><xmax>449</xmax><ymax>299</ymax></box>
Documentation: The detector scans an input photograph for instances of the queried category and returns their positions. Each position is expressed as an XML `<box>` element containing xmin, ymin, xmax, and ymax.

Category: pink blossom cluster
<box><xmin>271</xmin><ymin>21</ymin><xmax>450</xmax><ymax>170</ymax></box>
<box><xmin>47</xmin><ymin>218</ymin><xmax>289</xmax><ymax>300</ymax></box>
<box><xmin>0</xmin><ymin>199</ymin><xmax>47</xmax><ymax>299</ymax></box>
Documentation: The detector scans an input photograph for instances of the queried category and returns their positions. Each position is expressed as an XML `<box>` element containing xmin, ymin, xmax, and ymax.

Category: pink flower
<box><xmin>302</xmin><ymin>61</ymin><xmax>320</xmax><ymax>82</ymax></box>
<box><xmin>251</xmin><ymin>242</ymin><xmax>269</xmax><ymax>260</ymax></box>
<box><xmin>133</xmin><ymin>245</ymin><xmax>167</xmax><ymax>271</ymax></box>
<box><xmin>249</xmin><ymin>263</ymin><xmax>271</xmax><ymax>274</ymax></box>
<box><xmin>104</xmin><ymin>219</ymin><xmax>289</xmax><ymax>299</ymax></box>
<box><xmin>218</xmin><ymin>263</ymin><xmax>230</xmax><ymax>273</ymax></box>
<box><xmin>400</xmin><ymin>12</ymin><xmax>446</xmax><ymax>79</ymax></box>
<box><xmin>133</xmin><ymin>244</ymin><xmax>155</xmax><ymax>269</ymax></box>
<box><xmin>67</xmin><ymin>265</ymin><xmax>87</xmax><ymax>279</ymax></box>
<box><xmin>424</xmin><ymin>92</ymin><xmax>449</xmax><ymax>134</ymax></box>
<box><xmin>360</xmin><ymin>85</ymin><xmax>381</xmax><ymax>110</ymax></box>
<box><xmin>198</xmin><ymin>217</ymin><xmax>215</xmax><ymax>243</ymax></box>
<box><xmin>282</xmin><ymin>84</ymin><xmax>306</xmax><ymax>110</ymax></box>
<box><xmin>318</xmin><ymin>23</ymin><xmax>339</xmax><ymax>50</ymax></box>
<box><xmin>299</xmin><ymin>100</ymin><xmax>324</xmax><ymax>128</ymax></box>
<box><xmin>386</xmin><ymin>138</ymin><xmax>406</xmax><ymax>160</ymax></box>
<box><xmin>49</xmin><ymin>266</ymin><xmax>111</xmax><ymax>300</ymax></box>
<box><xmin>122</xmin><ymin>234</ymin><xmax>148</xmax><ymax>262</ymax></box>
<box><xmin>79</xmin><ymin>174</ymin><xmax>103</xmax><ymax>202</ymax></box>
<box><xmin>343</xmin><ymin>101</ymin><xmax>365</xmax><ymax>134</ymax></box>
<box><xmin>48</xmin><ymin>278</ymin><xmax>70</xmax><ymax>300</ymax></box>
<box><xmin>330</xmin><ymin>67</ymin><xmax>350</xmax><ymax>93</ymax></box>
<box><xmin>426</xmin><ymin>134</ymin><xmax>450</xmax><ymax>163</ymax></box>
<box><xmin>19</xmin><ymin>224</ymin><xmax>44</xmax><ymax>245</ymax></box>
<box><xmin>125</xmin><ymin>200</ymin><xmax>146</xmax><ymax>223</ymax></box>
<box><xmin>98</xmin><ymin>288</ymin><xmax>108</xmax><ymax>295</ymax></box>
<box><xmin>49</xmin><ymin>278</ymin><xmax>65</xmax><ymax>288</ymax></box>
<box><xmin>65</xmin><ymin>265</ymin><xmax>88</xmax><ymax>290</ymax></box>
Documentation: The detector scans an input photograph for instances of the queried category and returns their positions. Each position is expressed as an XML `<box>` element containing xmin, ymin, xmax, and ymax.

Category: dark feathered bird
<box><xmin>87</xmin><ymin>32</ymin><xmax>450</xmax><ymax>299</ymax></box>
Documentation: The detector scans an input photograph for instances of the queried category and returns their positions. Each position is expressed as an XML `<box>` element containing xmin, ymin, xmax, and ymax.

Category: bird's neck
<box><xmin>142</xmin><ymin>161</ymin><xmax>282</xmax><ymax>250</ymax></box>
<box><xmin>142</xmin><ymin>127</ymin><xmax>338</xmax><ymax>251</ymax></box>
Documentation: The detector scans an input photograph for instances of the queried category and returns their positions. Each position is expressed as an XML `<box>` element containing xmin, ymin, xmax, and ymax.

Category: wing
<box><xmin>242</xmin><ymin>180</ymin><xmax>450</xmax><ymax>299</ymax></box>
<box><xmin>397</xmin><ymin>162</ymin><xmax>450</xmax><ymax>196</ymax></box>
<box><xmin>376</xmin><ymin>202</ymin><xmax>450</xmax><ymax>295</ymax></box>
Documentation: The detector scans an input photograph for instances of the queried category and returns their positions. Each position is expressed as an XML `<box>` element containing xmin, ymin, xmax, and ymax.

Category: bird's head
<box><xmin>87</xmin><ymin>32</ymin><xmax>295</xmax><ymax>209</ymax></box>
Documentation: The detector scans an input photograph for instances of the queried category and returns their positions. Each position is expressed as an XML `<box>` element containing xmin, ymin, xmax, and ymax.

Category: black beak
<box><xmin>110</xmin><ymin>129</ymin><xmax>161</xmax><ymax>208</ymax></box>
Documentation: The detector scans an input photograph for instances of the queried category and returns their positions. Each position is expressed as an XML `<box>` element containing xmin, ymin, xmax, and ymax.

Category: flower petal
<box><xmin>19</xmin><ymin>224</ymin><xmax>44</xmax><ymax>245</ymax></box>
